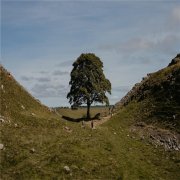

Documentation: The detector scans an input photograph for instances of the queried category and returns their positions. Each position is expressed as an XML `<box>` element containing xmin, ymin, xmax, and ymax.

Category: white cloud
<box><xmin>172</xmin><ymin>6</ymin><xmax>180</xmax><ymax>22</ymax></box>
<box><xmin>21</xmin><ymin>76</ymin><xmax>34</xmax><ymax>81</ymax></box>
<box><xmin>56</xmin><ymin>60</ymin><xmax>73</xmax><ymax>67</ymax></box>
<box><xmin>21</xmin><ymin>75</ymin><xmax>51</xmax><ymax>82</ymax></box>
<box><xmin>113</xmin><ymin>86</ymin><xmax>131</xmax><ymax>93</ymax></box>
<box><xmin>53</xmin><ymin>70</ymin><xmax>69</xmax><ymax>76</ymax></box>
<box><xmin>36</xmin><ymin>77</ymin><xmax>51</xmax><ymax>82</ymax></box>
<box><xmin>2</xmin><ymin>1</ymin><xmax>180</xmax><ymax>107</ymax></box>
<box><xmin>31</xmin><ymin>83</ymin><xmax>68</xmax><ymax>98</ymax></box>
<box><xmin>98</xmin><ymin>34</ymin><xmax>180</xmax><ymax>56</ymax></box>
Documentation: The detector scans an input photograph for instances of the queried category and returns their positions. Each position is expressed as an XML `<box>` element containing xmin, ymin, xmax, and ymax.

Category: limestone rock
<box><xmin>64</xmin><ymin>166</ymin><xmax>70</xmax><ymax>173</ymax></box>
<box><xmin>30</xmin><ymin>148</ymin><xmax>35</xmax><ymax>153</ymax></box>
<box><xmin>21</xmin><ymin>105</ymin><xmax>25</xmax><ymax>110</ymax></box>
<box><xmin>0</xmin><ymin>144</ymin><xmax>4</xmax><ymax>150</ymax></box>
<box><xmin>0</xmin><ymin>117</ymin><xmax>5</xmax><ymax>123</ymax></box>
<box><xmin>168</xmin><ymin>54</ymin><xmax>180</xmax><ymax>66</ymax></box>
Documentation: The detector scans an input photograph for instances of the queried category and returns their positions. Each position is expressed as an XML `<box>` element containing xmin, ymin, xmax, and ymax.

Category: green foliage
<box><xmin>67</xmin><ymin>53</ymin><xmax>111</xmax><ymax>108</ymax></box>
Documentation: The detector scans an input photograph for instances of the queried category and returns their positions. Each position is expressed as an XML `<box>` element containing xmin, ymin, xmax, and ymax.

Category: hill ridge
<box><xmin>115</xmin><ymin>54</ymin><xmax>180</xmax><ymax>109</ymax></box>
<box><xmin>115</xmin><ymin>54</ymin><xmax>180</xmax><ymax>134</ymax></box>
<box><xmin>0</xmin><ymin>64</ymin><xmax>51</xmax><ymax>118</ymax></box>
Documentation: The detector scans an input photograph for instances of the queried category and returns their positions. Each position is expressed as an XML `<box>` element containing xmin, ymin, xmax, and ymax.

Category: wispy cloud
<box><xmin>21</xmin><ymin>75</ymin><xmax>51</xmax><ymax>82</ymax></box>
<box><xmin>56</xmin><ymin>60</ymin><xmax>73</xmax><ymax>67</ymax></box>
<box><xmin>21</xmin><ymin>76</ymin><xmax>34</xmax><ymax>81</ymax></box>
<box><xmin>172</xmin><ymin>6</ymin><xmax>180</xmax><ymax>23</ymax></box>
<box><xmin>31</xmin><ymin>83</ymin><xmax>68</xmax><ymax>98</ymax></box>
<box><xmin>113</xmin><ymin>86</ymin><xmax>131</xmax><ymax>93</ymax></box>
<box><xmin>36</xmin><ymin>77</ymin><xmax>51</xmax><ymax>82</ymax></box>
<box><xmin>98</xmin><ymin>34</ymin><xmax>180</xmax><ymax>57</ymax></box>
<box><xmin>2</xmin><ymin>1</ymin><xmax>180</xmax><ymax>106</ymax></box>
<box><xmin>52</xmin><ymin>70</ymin><xmax>69</xmax><ymax>76</ymax></box>
<box><xmin>38</xmin><ymin>70</ymin><xmax>49</xmax><ymax>75</ymax></box>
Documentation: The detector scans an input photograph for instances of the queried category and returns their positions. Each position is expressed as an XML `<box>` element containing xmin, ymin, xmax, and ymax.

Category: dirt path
<box><xmin>85</xmin><ymin>115</ymin><xmax>113</xmax><ymax>128</ymax></box>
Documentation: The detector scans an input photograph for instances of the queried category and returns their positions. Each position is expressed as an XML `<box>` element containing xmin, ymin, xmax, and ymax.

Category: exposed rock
<box><xmin>115</xmin><ymin>54</ymin><xmax>180</xmax><ymax>109</ymax></box>
<box><xmin>21</xmin><ymin>105</ymin><xmax>25</xmax><ymax>110</ymax></box>
<box><xmin>168</xmin><ymin>54</ymin><xmax>180</xmax><ymax>66</ymax></box>
<box><xmin>0</xmin><ymin>144</ymin><xmax>4</xmax><ymax>150</ymax></box>
<box><xmin>135</xmin><ymin>122</ymin><xmax>146</xmax><ymax>127</ymax></box>
<box><xmin>64</xmin><ymin>126</ymin><xmax>70</xmax><ymax>130</ymax></box>
<box><xmin>131</xmin><ymin>124</ymin><xmax>180</xmax><ymax>151</ymax></box>
<box><xmin>30</xmin><ymin>148</ymin><xmax>35</xmax><ymax>153</ymax></box>
<box><xmin>149</xmin><ymin>133</ymin><xmax>180</xmax><ymax>151</ymax></box>
<box><xmin>64</xmin><ymin>166</ymin><xmax>71</xmax><ymax>173</ymax></box>
<box><xmin>0</xmin><ymin>117</ymin><xmax>5</xmax><ymax>123</ymax></box>
<box><xmin>0</xmin><ymin>115</ymin><xmax>10</xmax><ymax>123</ymax></box>
<box><xmin>48</xmin><ymin>108</ymin><xmax>54</xmax><ymax>112</ymax></box>
<box><xmin>64</xmin><ymin>126</ymin><xmax>72</xmax><ymax>133</ymax></box>
<box><xmin>31</xmin><ymin>113</ymin><xmax>36</xmax><ymax>116</ymax></box>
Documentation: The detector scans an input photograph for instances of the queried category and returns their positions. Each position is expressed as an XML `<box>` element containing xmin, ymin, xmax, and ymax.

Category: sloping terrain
<box><xmin>0</xmin><ymin>65</ymin><xmax>123</xmax><ymax>179</ymax></box>
<box><xmin>0</xmin><ymin>65</ymin><xmax>53</xmax><ymax>120</ymax></box>
<box><xmin>115</xmin><ymin>54</ymin><xmax>180</xmax><ymax>132</ymax></box>
<box><xmin>114</xmin><ymin>55</ymin><xmax>180</xmax><ymax>152</ymax></box>
<box><xmin>0</xmin><ymin>64</ymin><xmax>180</xmax><ymax>179</ymax></box>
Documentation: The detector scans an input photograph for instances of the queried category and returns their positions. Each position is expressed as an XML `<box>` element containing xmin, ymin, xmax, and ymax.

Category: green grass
<box><xmin>1</xmin><ymin>65</ymin><xmax>180</xmax><ymax>179</ymax></box>
<box><xmin>1</xmin><ymin>106</ymin><xmax>180</xmax><ymax>179</ymax></box>
<box><xmin>102</xmin><ymin>103</ymin><xmax>180</xmax><ymax>179</ymax></box>
<box><xmin>56</xmin><ymin>106</ymin><xmax>109</xmax><ymax>119</ymax></box>
<box><xmin>116</xmin><ymin>61</ymin><xmax>180</xmax><ymax>133</ymax></box>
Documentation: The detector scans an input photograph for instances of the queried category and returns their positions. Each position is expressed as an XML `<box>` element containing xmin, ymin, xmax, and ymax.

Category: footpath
<box><xmin>85</xmin><ymin>114</ymin><xmax>113</xmax><ymax>128</ymax></box>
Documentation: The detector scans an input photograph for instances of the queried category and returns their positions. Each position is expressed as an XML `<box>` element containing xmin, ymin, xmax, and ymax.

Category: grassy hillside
<box><xmin>102</xmin><ymin>107</ymin><xmax>180</xmax><ymax>179</ymax></box>
<box><xmin>0</xmin><ymin>64</ymin><xmax>180</xmax><ymax>179</ymax></box>
<box><xmin>0</xmin><ymin>65</ymin><xmax>55</xmax><ymax>120</ymax></box>
<box><xmin>115</xmin><ymin>54</ymin><xmax>180</xmax><ymax>133</ymax></box>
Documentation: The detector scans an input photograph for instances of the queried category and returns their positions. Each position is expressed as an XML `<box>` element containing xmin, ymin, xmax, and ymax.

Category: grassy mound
<box><xmin>0</xmin><ymin>65</ymin><xmax>54</xmax><ymax>120</ymax></box>
<box><xmin>115</xmin><ymin>54</ymin><xmax>180</xmax><ymax>132</ymax></box>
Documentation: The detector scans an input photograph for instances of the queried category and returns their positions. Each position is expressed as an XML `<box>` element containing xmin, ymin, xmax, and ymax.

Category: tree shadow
<box><xmin>62</xmin><ymin>115</ymin><xmax>100</xmax><ymax>122</ymax></box>
<box><xmin>62</xmin><ymin>116</ymin><xmax>84</xmax><ymax>122</ymax></box>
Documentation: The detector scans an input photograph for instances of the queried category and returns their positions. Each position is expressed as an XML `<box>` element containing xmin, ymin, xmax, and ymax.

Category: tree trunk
<box><xmin>87</xmin><ymin>102</ymin><xmax>90</xmax><ymax>119</ymax></box>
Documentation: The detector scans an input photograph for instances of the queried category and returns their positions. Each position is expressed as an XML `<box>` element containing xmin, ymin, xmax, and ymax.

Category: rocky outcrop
<box><xmin>168</xmin><ymin>54</ymin><xmax>180</xmax><ymax>66</ymax></box>
<box><xmin>115</xmin><ymin>54</ymin><xmax>180</xmax><ymax>110</ymax></box>
<box><xmin>131</xmin><ymin>123</ymin><xmax>180</xmax><ymax>151</ymax></box>
<box><xmin>0</xmin><ymin>144</ymin><xmax>4</xmax><ymax>150</ymax></box>
<box><xmin>115</xmin><ymin>54</ymin><xmax>180</xmax><ymax>136</ymax></box>
<box><xmin>149</xmin><ymin>132</ymin><xmax>180</xmax><ymax>151</ymax></box>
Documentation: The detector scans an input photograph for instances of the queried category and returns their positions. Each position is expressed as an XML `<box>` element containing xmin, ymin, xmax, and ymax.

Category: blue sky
<box><xmin>1</xmin><ymin>0</ymin><xmax>180</xmax><ymax>107</ymax></box>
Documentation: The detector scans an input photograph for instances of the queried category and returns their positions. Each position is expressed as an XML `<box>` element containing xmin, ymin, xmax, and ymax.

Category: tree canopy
<box><xmin>67</xmin><ymin>53</ymin><xmax>111</xmax><ymax>119</ymax></box>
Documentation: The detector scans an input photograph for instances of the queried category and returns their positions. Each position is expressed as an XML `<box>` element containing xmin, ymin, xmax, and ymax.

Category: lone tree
<box><xmin>67</xmin><ymin>53</ymin><xmax>111</xmax><ymax>119</ymax></box>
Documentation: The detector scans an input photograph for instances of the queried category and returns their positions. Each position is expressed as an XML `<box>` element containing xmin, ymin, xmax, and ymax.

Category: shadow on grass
<box><xmin>62</xmin><ymin>115</ymin><xmax>99</xmax><ymax>122</ymax></box>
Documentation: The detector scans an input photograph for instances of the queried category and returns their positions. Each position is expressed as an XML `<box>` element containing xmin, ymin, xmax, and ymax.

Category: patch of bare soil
<box><xmin>85</xmin><ymin>115</ymin><xmax>113</xmax><ymax>128</ymax></box>
<box><xmin>131</xmin><ymin>122</ymin><xmax>180</xmax><ymax>151</ymax></box>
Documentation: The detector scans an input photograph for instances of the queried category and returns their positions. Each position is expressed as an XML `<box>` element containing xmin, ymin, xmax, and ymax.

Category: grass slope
<box><xmin>103</xmin><ymin>104</ymin><xmax>180</xmax><ymax>179</ymax></box>
<box><xmin>0</xmin><ymin>65</ymin><xmax>54</xmax><ymax>120</ymax></box>
<box><xmin>116</xmin><ymin>55</ymin><xmax>180</xmax><ymax>132</ymax></box>
<box><xmin>0</xmin><ymin>64</ymin><xmax>180</xmax><ymax>179</ymax></box>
